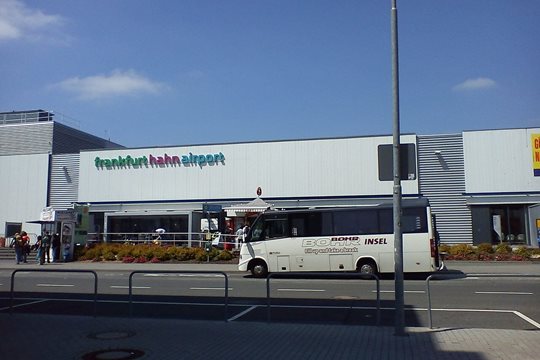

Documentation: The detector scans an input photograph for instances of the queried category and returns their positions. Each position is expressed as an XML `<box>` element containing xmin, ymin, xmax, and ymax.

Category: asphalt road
<box><xmin>1</xmin><ymin>261</ymin><xmax>539</xmax><ymax>330</ymax></box>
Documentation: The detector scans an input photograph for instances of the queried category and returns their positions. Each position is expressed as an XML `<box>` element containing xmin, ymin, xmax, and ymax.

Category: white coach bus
<box><xmin>238</xmin><ymin>198</ymin><xmax>443</xmax><ymax>277</ymax></box>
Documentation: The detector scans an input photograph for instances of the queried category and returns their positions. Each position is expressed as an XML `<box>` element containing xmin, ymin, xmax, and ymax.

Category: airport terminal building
<box><xmin>1</xmin><ymin>110</ymin><xmax>539</xmax><ymax>248</ymax></box>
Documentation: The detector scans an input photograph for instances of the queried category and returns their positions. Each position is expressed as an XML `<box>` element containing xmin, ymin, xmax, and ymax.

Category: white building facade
<box><xmin>0</xmin><ymin>110</ymin><xmax>121</xmax><ymax>242</ymax></box>
<box><xmin>77</xmin><ymin>129</ymin><xmax>540</xmax><ymax>247</ymax></box>
<box><xmin>2</xmin><ymin>112</ymin><xmax>539</xmax><ymax>248</ymax></box>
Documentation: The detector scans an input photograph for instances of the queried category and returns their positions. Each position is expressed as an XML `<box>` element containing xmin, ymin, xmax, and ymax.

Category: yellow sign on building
<box><xmin>533</xmin><ymin>134</ymin><xmax>540</xmax><ymax>176</ymax></box>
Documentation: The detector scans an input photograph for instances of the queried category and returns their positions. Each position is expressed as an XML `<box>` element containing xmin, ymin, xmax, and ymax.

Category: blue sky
<box><xmin>1</xmin><ymin>0</ymin><xmax>538</xmax><ymax>147</ymax></box>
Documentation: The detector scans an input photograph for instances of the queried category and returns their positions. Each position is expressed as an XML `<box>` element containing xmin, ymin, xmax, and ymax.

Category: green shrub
<box><xmin>130</xmin><ymin>245</ymin><xmax>147</xmax><ymax>258</ymax></box>
<box><xmin>439</xmin><ymin>244</ymin><xmax>451</xmax><ymax>254</ymax></box>
<box><xmin>513</xmin><ymin>246</ymin><xmax>531</xmax><ymax>258</ymax></box>
<box><xmin>153</xmin><ymin>246</ymin><xmax>171</xmax><ymax>261</ymax></box>
<box><xmin>174</xmin><ymin>247</ymin><xmax>199</xmax><ymax>261</ymax></box>
<box><xmin>194</xmin><ymin>247</ymin><xmax>219</xmax><ymax>261</ymax></box>
<box><xmin>117</xmin><ymin>246</ymin><xmax>135</xmax><ymax>259</ymax></box>
<box><xmin>103</xmin><ymin>251</ymin><xmax>117</xmax><ymax>261</ymax></box>
<box><xmin>495</xmin><ymin>243</ymin><xmax>512</xmax><ymax>254</ymax></box>
<box><xmin>143</xmin><ymin>245</ymin><xmax>162</xmax><ymax>260</ymax></box>
<box><xmin>217</xmin><ymin>250</ymin><xmax>233</xmax><ymax>261</ymax></box>
<box><xmin>476</xmin><ymin>243</ymin><xmax>494</xmax><ymax>254</ymax></box>
<box><xmin>448</xmin><ymin>244</ymin><xmax>474</xmax><ymax>256</ymax></box>
<box><xmin>80</xmin><ymin>245</ymin><xmax>103</xmax><ymax>260</ymax></box>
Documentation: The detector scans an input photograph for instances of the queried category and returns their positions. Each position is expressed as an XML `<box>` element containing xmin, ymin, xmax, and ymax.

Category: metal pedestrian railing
<box><xmin>425</xmin><ymin>273</ymin><xmax>540</xmax><ymax>329</ymax></box>
<box><xmin>86</xmin><ymin>232</ymin><xmax>242</xmax><ymax>250</ymax></box>
<box><xmin>266</xmin><ymin>272</ymin><xmax>380</xmax><ymax>325</ymax></box>
<box><xmin>10</xmin><ymin>269</ymin><xmax>98</xmax><ymax>316</ymax></box>
<box><xmin>128</xmin><ymin>270</ymin><xmax>229</xmax><ymax>321</ymax></box>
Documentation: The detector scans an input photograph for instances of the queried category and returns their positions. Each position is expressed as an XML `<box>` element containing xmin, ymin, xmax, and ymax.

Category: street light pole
<box><xmin>391</xmin><ymin>0</ymin><xmax>406</xmax><ymax>336</ymax></box>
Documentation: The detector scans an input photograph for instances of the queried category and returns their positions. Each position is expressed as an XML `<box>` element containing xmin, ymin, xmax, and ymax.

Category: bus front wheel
<box><xmin>250</xmin><ymin>261</ymin><xmax>268</xmax><ymax>278</ymax></box>
<box><xmin>356</xmin><ymin>260</ymin><xmax>378</xmax><ymax>276</ymax></box>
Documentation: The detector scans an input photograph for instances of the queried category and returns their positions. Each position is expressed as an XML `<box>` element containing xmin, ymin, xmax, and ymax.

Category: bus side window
<box><xmin>402</xmin><ymin>208</ymin><xmax>427</xmax><ymax>233</ymax></box>
<box><xmin>290</xmin><ymin>212</ymin><xmax>329</xmax><ymax>237</ymax></box>
<box><xmin>378</xmin><ymin>209</ymin><xmax>393</xmax><ymax>234</ymax></box>
<box><xmin>291</xmin><ymin>216</ymin><xmax>306</xmax><ymax>237</ymax></box>
<box><xmin>334</xmin><ymin>210</ymin><xmax>378</xmax><ymax>235</ymax></box>
<box><xmin>266</xmin><ymin>216</ymin><xmax>288</xmax><ymax>239</ymax></box>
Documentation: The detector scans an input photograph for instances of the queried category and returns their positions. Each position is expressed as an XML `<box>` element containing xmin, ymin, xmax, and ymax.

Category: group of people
<box><xmin>11</xmin><ymin>231</ymin><xmax>31</xmax><ymax>264</ymax></box>
<box><xmin>11</xmin><ymin>231</ymin><xmax>62</xmax><ymax>265</ymax></box>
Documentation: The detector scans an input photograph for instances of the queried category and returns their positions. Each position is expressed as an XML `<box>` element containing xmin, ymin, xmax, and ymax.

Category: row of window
<box><xmin>249</xmin><ymin>207</ymin><xmax>429</xmax><ymax>241</ymax></box>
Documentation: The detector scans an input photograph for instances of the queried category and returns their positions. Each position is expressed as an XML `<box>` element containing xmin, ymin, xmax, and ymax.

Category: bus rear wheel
<box><xmin>356</xmin><ymin>260</ymin><xmax>378</xmax><ymax>276</ymax></box>
<box><xmin>250</xmin><ymin>261</ymin><xmax>268</xmax><ymax>278</ymax></box>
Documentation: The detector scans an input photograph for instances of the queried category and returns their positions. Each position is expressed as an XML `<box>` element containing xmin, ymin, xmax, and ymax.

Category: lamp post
<box><xmin>391</xmin><ymin>0</ymin><xmax>406</xmax><ymax>336</ymax></box>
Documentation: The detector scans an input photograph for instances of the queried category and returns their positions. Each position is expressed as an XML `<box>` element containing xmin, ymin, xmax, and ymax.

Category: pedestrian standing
<box><xmin>42</xmin><ymin>232</ymin><xmax>51</xmax><ymax>263</ymax></box>
<box><xmin>12</xmin><ymin>233</ymin><xmax>23</xmax><ymax>264</ymax></box>
<box><xmin>242</xmin><ymin>224</ymin><xmax>250</xmax><ymax>241</ymax></box>
<box><xmin>52</xmin><ymin>233</ymin><xmax>61</xmax><ymax>262</ymax></box>
<box><xmin>36</xmin><ymin>235</ymin><xmax>43</xmax><ymax>264</ymax></box>
<box><xmin>235</xmin><ymin>226</ymin><xmax>244</xmax><ymax>248</ymax></box>
<box><xmin>20</xmin><ymin>231</ymin><xmax>30</xmax><ymax>263</ymax></box>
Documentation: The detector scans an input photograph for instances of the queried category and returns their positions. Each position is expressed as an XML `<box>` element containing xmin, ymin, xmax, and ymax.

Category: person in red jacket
<box><xmin>20</xmin><ymin>231</ymin><xmax>30</xmax><ymax>263</ymax></box>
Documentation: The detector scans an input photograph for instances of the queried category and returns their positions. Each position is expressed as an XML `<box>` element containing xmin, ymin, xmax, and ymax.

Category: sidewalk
<box><xmin>0</xmin><ymin>313</ymin><xmax>538</xmax><ymax>360</ymax></box>
<box><xmin>444</xmin><ymin>260</ymin><xmax>540</xmax><ymax>275</ymax></box>
<box><xmin>1</xmin><ymin>260</ymin><xmax>539</xmax><ymax>359</ymax></box>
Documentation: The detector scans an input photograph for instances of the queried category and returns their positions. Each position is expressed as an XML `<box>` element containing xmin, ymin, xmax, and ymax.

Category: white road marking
<box><xmin>374</xmin><ymin>290</ymin><xmax>425</xmax><ymax>294</ymax></box>
<box><xmin>228</xmin><ymin>305</ymin><xmax>259</xmax><ymax>322</ymax></box>
<box><xmin>469</xmin><ymin>273</ymin><xmax>531</xmax><ymax>277</ymax></box>
<box><xmin>277</xmin><ymin>289</ymin><xmax>325</xmax><ymax>292</ymax></box>
<box><xmin>475</xmin><ymin>291</ymin><xmax>533</xmax><ymax>295</ymax></box>
<box><xmin>190</xmin><ymin>287</ymin><xmax>233</xmax><ymax>291</ymax></box>
<box><xmin>0</xmin><ymin>299</ymin><xmax>48</xmax><ymax>311</ymax></box>
<box><xmin>110</xmin><ymin>285</ymin><xmax>151</xmax><ymax>289</ymax></box>
<box><xmin>36</xmin><ymin>284</ymin><xmax>75</xmax><ymax>287</ymax></box>
<box><xmin>426</xmin><ymin>307</ymin><xmax>540</xmax><ymax>329</ymax></box>
<box><xmin>143</xmin><ymin>274</ymin><xmax>221</xmax><ymax>278</ymax></box>
<box><xmin>512</xmin><ymin>311</ymin><xmax>540</xmax><ymax>329</ymax></box>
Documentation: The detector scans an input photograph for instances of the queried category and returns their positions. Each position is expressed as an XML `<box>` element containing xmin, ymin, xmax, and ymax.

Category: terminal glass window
<box><xmin>107</xmin><ymin>215</ymin><xmax>189</xmax><ymax>241</ymax></box>
<box><xmin>490</xmin><ymin>205</ymin><xmax>527</xmax><ymax>244</ymax></box>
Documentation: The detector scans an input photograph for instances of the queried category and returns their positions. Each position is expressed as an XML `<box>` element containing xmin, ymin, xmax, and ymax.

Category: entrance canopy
<box><xmin>27</xmin><ymin>220</ymin><xmax>54</xmax><ymax>224</ymax></box>
<box><xmin>224</xmin><ymin>197</ymin><xmax>273</xmax><ymax>217</ymax></box>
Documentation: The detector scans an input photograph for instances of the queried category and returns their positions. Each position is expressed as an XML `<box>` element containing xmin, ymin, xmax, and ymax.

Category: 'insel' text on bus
<box><xmin>302</xmin><ymin>237</ymin><xmax>388</xmax><ymax>247</ymax></box>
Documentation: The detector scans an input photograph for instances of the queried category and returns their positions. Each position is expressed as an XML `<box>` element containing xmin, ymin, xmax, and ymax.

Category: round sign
<box><xmin>256</xmin><ymin>187</ymin><xmax>262</xmax><ymax>196</ymax></box>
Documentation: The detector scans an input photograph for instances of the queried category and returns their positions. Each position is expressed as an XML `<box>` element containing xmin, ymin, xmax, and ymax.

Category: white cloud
<box><xmin>452</xmin><ymin>77</ymin><xmax>497</xmax><ymax>92</ymax></box>
<box><xmin>56</xmin><ymin>69</ymin><xmax>167</xmax><ymax>100</ymax></box>
<box><xmin>0</xmin><ymin>0</ymin><xmax>64</xmax><ymax>41</ymax></box>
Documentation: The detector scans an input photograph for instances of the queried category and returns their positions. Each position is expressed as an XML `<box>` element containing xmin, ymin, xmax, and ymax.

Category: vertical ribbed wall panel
<box><xmin>49</xmin><ymin>154</ymin><xmax>80</xmax><ymax>210</ymax></box>
<box><xmin>418</xmin><ymin>134</ymin><xmax>472</xmax><ymax>244</ymax></box>
<box><xmin>0</xmin><ymin>122</ymin><xmax>53</xmax><ymax>155</ymax></box>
